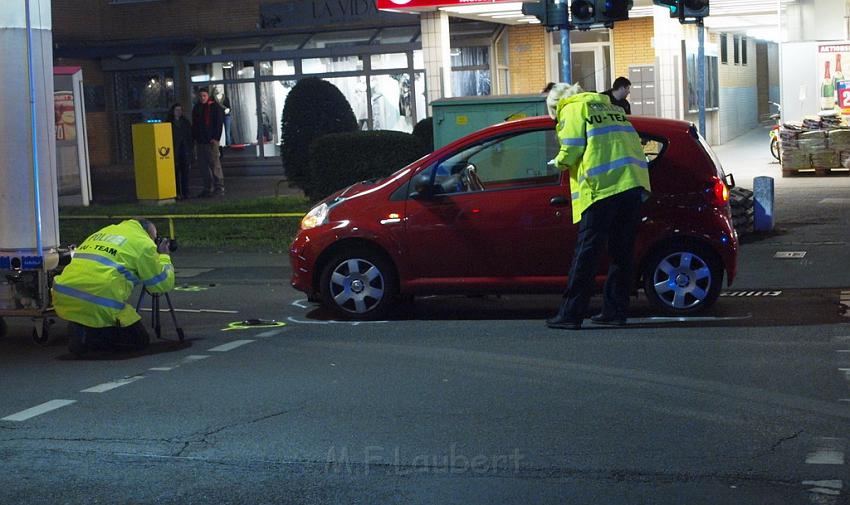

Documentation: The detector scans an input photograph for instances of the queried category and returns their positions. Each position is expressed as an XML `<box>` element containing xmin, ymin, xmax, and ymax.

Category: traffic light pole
<box><xmin>697</xmin><ymin>19</ymin><xmax>706</xmax><ymax>136</ymax></box>
<box><xmin>560</xmin><ymin>25</ymin><xmax>571</xmax><ymax>83</ymax></box>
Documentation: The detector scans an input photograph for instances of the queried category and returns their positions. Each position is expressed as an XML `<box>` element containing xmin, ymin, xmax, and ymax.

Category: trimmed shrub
<box><xmin>280</xmin><ymin>78</ymin><xmax>358</xmax><ymax>187</ymax></box>
<box><xmin>412</xmin><ymin>117</ymin><xmax>434</xmax><ymax>153</ymax></box>
<box><xmin>304</xmin><ymin>130</ymin><xmax>428</xmax><ymax>201</ymax></box>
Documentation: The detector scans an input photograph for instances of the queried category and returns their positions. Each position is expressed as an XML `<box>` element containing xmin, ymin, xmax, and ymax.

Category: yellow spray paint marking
<box><xmin>174</xmin><ymin>285</ymin><xmax>209</xmax><ymax>292</ymax></box>
<box><xmin>222</xmin><ymin>320</ymin><xmax>287</xmax><ymax>332</ymax></box>
<box><xmin>455</xmin><ymin>115</ymin><xmax>468</xmax><ymax>125</ymax></box>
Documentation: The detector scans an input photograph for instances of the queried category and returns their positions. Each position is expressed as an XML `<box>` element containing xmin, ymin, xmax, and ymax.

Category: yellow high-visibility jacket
<box><xmin>52</xmin><ymin>220</ymin><xmax>174</xmax><ymax>328</ymax></box>
<box><xmin>554</xmin><ymin>92</ymin><xmax>651</xmax><ymax>223</ymax></box>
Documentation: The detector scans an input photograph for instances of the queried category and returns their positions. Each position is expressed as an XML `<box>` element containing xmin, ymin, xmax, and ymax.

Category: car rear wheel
<box><xmin>642</xmin><ymin>242</ymin><xmax>722</xmax><ymax>315</ymax></box>
<box><xmin>319</xmin><ymin>248</ymin><xmax>397</xmax><ymax>320</ymax></box>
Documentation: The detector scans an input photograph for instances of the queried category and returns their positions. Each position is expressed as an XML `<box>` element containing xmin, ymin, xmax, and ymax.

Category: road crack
<box><xmin>769</xmin><ymin>429</ymin><xmax>804</xmax><ymax>452</ymax></box>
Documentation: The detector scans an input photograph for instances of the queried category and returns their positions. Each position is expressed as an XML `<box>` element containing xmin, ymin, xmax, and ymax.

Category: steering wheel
<box><xmin>462</xmin><ymin>163</ymin><xmax>485</xmax><ymax>191</ymax></box>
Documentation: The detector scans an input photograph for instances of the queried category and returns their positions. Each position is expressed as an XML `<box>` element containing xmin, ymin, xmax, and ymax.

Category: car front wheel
<box><xmin>642</xmin><ymin>242</ymin><xmax>722</xmax><ymax>315</ymax></box>
<box><xmin>319</xmin><ymin>248</ymin><xmax>397</xmax><ymax>320</ymax></box>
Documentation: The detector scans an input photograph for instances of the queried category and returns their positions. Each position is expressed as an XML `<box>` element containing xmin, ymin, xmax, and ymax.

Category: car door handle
<box><xmin>549</xmin><ymin>196</ymin><xmax>569</xmax><ymax>207</ymax></box>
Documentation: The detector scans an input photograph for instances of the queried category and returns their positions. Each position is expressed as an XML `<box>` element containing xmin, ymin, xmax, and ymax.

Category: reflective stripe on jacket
<box><xmin>52</xmin><ymin>220</ymin><xmax>174</xmax><ymax>328</ymax></box>
<box><xmin>554</xmin><ymin>92</ymin><xmax>651</xmax><ymax>223</ymax></box>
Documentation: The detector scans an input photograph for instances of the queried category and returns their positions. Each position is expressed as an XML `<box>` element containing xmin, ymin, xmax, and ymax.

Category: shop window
<box><xmin>371</xmin><ymin>53</ymin><xmax>409</xmax><ymax>71</ymax></box>
<box><xmin>742</xmin><ymin>37</ymin><xmax>748</xmax><ymax>65</ymax></box>
<box><xmin>720</xmin><ymin>34</ymin><xmax>728</xmax><ymax>64</ymax></box>
<box><xmin>371</xmin><ymin>74</ymin><xmax>414</xmax><ymax>132</ymax></box>
<box><xmin>451</xmin><ymin>47</ymin><xmax>491</xmax><ymax>97</ymax></box>
<box><xmin>684</xmin><ymin>53</ymin><xmax>720</xmax><ymax>111</ymax></box>
<box><xmin>733</xmin><ymin>35</ymin><xmax>740</xmax><ymax>65</ymax></box>
<box><xmin>270</xmin><ymin>60</ymin><xmax>295</xmax><ymax>76</ymax></box>
<box><xmin>303</xmin><ymin>55</ymin><xmax>364</xmax><ymax>74</ymax></box>
<box><xmin>112</xmin><ymin>69</ymin><xmax>175</xmax><ymax>162</ymax></box>
<box><xmin>415</xmin><ymin>72</ymin><xmax>427</xmax><ymax>124</ymax></box>
<box><xmin>413</xmin><ymin>50</ymin><xmax>425</xmax><ymax>70</ymax></box>
<box><xmin>266</xmin><ymin>34</ymin><xmax>310</xmax><ymax>51</ymax></box>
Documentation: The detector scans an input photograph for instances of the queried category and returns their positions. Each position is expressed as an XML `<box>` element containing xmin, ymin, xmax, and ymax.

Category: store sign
<box><xmin>377</xmin><ymin>0</ymin><xmax>514</xmax><ymax>9</ymax></box>
<box><xmin>260</xmin><ymin>0</ymin><xmax>413</xmax><ymax>29</ymax></box>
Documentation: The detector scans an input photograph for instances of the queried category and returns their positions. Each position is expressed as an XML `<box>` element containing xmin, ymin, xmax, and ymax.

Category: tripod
<box><xmin>135</xmin><ymin>289</ymin><xmax>185</xmax><ymax>342</ymax></box>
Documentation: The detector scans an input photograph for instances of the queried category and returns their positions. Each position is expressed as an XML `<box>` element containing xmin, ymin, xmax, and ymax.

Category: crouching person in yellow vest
<box><xmin>52</xmin><ymin>219</ymin><xmax>175</xmax><ymax>355</ymax></box>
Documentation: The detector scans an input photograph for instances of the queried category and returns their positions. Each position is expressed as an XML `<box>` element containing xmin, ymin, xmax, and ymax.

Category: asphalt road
<box><xmin>3</xmin><ymin>184</ymin><xmax>850</xmax><ymax>504</ymax></box>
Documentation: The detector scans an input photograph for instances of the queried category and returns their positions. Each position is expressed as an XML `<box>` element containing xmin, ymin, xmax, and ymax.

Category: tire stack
<box><xmin>730</xmin><ymin>187</ymin><xmax>754</xmax><ymax>236</ymax></box>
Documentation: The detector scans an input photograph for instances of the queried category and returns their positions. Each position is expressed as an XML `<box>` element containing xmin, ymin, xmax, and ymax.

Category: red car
<box><xmin>290</xmin><ymin>116</ymin><xmax>738</xmax><ymax>320</ymax></box>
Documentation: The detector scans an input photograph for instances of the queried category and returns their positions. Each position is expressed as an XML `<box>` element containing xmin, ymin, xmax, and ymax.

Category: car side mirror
<box><xmin>410</xmin><ymin>173</ymin><xmax>434</xmax><ymax>199</ymax></box>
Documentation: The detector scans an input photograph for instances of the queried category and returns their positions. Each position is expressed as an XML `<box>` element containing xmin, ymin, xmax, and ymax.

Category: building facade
<box><xmin>53</xmin><ymin>0</ymin><xmax>779</xmax><ymax>175</ymax></box>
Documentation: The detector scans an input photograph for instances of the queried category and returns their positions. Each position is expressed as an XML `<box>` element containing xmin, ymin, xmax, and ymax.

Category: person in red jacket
<box><xmin>191</xmin><ymin>87</ymin><xmax>225</xmax><ymax>197</ymax></box>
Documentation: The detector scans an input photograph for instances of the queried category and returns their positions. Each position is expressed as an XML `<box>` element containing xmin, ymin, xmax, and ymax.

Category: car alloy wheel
<box><xmin>328</xmin><ymin>258</ymin><xmax>386</xmax><ymax>314</ymax></box>
<box><xmin>643</xmin><ymin>242</ymin><xmax>722</xmax><ymax>314</ymax></box>
<box><xmin>319</xmin><ymin>247</ymin><xmax>398</xmax><ymax>320</ymax></box>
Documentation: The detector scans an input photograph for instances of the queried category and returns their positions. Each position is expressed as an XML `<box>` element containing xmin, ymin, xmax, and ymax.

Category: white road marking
<box><xmin>81</xmin><ymin>376</ymin><xmax>145</xmax><ymax>393</ymax></box>
<box><xmin>149</xmin><ymin>355</ymin><xmax>210</xmax><ymax>371</ymax></box>
<box><xmin>774</xmin><ymin>251</ymin><xmax>807</xmax><ymax>259</ymax></box>
<box><xmin>820</xmin><ymin>198</ymin><xmax>850</xmax><ymax>204</ymax></box>
<box><xmin>805</xmin><ymin>438</ymin><xmax>845</xmax><ymax>465</ymax></box>
<box><xmin>630</xmin><ymin>314</ymin><xmax>753</xmax><ymax>323</ymax></box>
<box><xmin>292</xmin><ymin>299</ymin><xmax>310</xmax><ymax>309</ymax></box>
<box><xmin>256</xmin><ymin>329</ymin><xmax>285</xmax><ymax>338</ymax></box>
<box><xmin>1</xmin><ymin>400</ymin><xmax>77</xmax><ymax>422</ymax></box>
<box><xmin>286</xmin><ymin>316</ymin><xmax>388</xmax><ymax>325</ymax></box>
<box><xmin>208</xmin><ymin>340</ymin><xmax>255</xmax><ymax>352</ymax></box>
<box><xmin>836</xmin><ymin>350</ymin><xmax>850</xmax><ymax>353</ymax></box>
<box><xmin>802</xmin><ymin>480</ymin><xmax>843</xmax><ymax>496</ymax></box>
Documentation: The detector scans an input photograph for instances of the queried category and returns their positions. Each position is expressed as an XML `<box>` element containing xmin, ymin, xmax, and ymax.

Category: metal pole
<box><xmin>697</xmin><ymin>19</ymin><xmax>706</xmax><ymax>137</ymax></box>
<box><xmin>560</xmin><ymin>25</ymin><xmax>571</xmax><ymax>83</ymax></box>
<box><xmin>24</xmin><ymin>0</ymin><xmax>44</xmax><ymax>256</ymax></box>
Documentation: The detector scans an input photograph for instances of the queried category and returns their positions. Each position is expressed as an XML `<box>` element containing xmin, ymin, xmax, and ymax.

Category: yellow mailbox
<box><xmin>132</xmin><ymin>122</ymin><xmax>177</xmax><ymax>203</ymax></box>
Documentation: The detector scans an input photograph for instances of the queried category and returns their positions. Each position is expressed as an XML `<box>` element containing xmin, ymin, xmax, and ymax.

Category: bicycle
<box><xmin>768</xmin><ymin>101</ymin><xmax>781</xmax><ymax>161</ymax></box>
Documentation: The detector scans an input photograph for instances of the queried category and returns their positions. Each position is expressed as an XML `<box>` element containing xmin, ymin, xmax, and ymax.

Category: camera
<box><xmin>155</xmin><ymin>236</ymin><xmax>178</xmax><ymax>253</ymax></box>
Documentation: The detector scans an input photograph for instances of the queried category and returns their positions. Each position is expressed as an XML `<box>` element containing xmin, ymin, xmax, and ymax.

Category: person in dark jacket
<box><xmin>600</xmin><ymin>76</ymin><xmax>632</xmax><ymax>115</ymax></box>
<box><xmin>167</xmin><ymin>103</ymin><xmax>193</xmax><ymax>199</ymax></box>
<box><xmin>191</xmin><ymin>87</ymin><xmax>225</xmax><ymax>197</ymax></box>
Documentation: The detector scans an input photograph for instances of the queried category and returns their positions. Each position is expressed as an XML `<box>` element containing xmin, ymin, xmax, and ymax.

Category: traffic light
<box><xmin>571</xmin><ymin>0</ymin><xmax>632</xmax><ymax>30</ymax></box>
<box><xmin>653</xmin><ymin>0</ymin><xmax>709</xmax><ymax>21</ymax></box>
<box><xmin>569</xmin><ymin>0</ymin><xmax>596</xmax><ymax>28</ymax></box>
<box><xmin>521</xmin><ymin>0</ymin><xmax>568</xmax><ymax>30</ymax></box>
<box><xmin>681</xmin><ymin>0</ymin><xmax>709</xmax><ymax>19</ymax></box>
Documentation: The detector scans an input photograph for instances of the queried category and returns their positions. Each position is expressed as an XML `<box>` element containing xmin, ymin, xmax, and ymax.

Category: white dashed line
<box><xmin>208</xmin><ymin>340</ymin><xmax>255</xmax><ymax>352</ymax></box>
<box><xmin>81</xmin><ymin>376</ymin><xmax>145</xmax><ymax>393</ymax></box>
<box><xmin>255</xmin><ymin>329</ymin><xmax>285</xmax><ymax>338</ymax></box>
<box><xmin>1</xmin><ymin>400</ymin><xmax>77</xmax><ymax>422</ymax></box>
<box><xmin>149</xmin><ymin>355</ymin><xmax>210</xmax><ymax>372</ymax></box>
<box><xmin>805</xmin><ymin>438</ymin><xmax>845</xmax><ymax>465</ymax></box>
<box><xmin>802</xmin><ymin>480</ymin><xmax>843</xmax><ymax>496</ymax></box>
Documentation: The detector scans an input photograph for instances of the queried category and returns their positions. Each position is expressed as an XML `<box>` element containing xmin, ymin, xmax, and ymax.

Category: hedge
<box><xmin>304</xmin><ymin>131</ymin><xmax>428</xmax><ymax>201</ymax></box>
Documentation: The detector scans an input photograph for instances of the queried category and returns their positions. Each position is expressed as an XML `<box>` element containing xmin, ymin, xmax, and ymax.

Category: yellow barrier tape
<box><xmin>59</xmin><ymin>213</ymin><xmax>305</xmax><ymax>219</ymax></box>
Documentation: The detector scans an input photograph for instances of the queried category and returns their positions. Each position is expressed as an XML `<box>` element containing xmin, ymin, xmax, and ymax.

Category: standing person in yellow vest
<box><xmin>52</xmin><ymin>219</ymin><xmax>175</xmax><ymax>354</ymax></box>
<box><xmin>544</xmin><ymin>83</ymin><xmax>651</xmax><ymax>330</ymax></box>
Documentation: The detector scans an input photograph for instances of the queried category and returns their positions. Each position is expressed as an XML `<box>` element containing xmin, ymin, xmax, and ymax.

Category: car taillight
<box><xmin>707</xmin><ymin>176</ymin><xmax>729</xmax><ymax>207</ymax></box>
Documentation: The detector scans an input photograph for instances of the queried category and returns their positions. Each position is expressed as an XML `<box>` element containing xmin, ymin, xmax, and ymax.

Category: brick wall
<box><xmin>507</xmin><ymin>25</ymin><xmax>547</xmax><ymax>94</ymax></box>
<box><xmin>611</xmin><ymin>17</ymin><xmax>654</xmax><ymax>81</ymax></box>
<box><xmin>53</xmin><ymin>0</ymin><xmax>261</xmax><ymax>42</ymax></box>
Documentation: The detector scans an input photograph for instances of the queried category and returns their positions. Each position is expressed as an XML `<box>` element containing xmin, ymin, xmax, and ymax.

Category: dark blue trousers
<box><xmin>558</xmin><ymin>187</ymin><xmax>643</xmax><ymax>321</ymax></box>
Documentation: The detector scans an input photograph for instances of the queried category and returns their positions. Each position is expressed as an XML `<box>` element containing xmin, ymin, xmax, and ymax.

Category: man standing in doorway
<box><xmin>191</xmin><ymin>87</ymin><xmax>225</xmax><ymax>197</ymax></box>
<box><xmin>545</xmin><ymin>82</ymin><xmax>651</xmax><ymax>330</ymax></box>
<box><xmin>601</xmin><ymin>76</ymin><xmax>632</xmax><ymax>115</ymax></box>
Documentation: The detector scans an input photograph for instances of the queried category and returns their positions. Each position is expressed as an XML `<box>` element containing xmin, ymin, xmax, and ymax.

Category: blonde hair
<box><xmin>545</xmin><ymin>82</ymin><xmax>583</xmax><ymax>118</ymax></box>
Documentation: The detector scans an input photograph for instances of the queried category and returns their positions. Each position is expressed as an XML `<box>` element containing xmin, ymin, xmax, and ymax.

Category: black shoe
<box><xmin>546</xmin><ymin>316</ymin><xmax>582</xmax><ymax>330</ymax></box>
<box><xmin>590</xmin><ymin>313</ymin><xmax>627</xmax><ymax>326</ymax></box>
<box><xmin>212</xmin><ymin>187</ymin><xmax>225</xmax><ymax>196</ymax></box>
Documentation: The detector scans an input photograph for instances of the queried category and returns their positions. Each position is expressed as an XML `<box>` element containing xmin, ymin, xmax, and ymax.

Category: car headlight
<box><xmin>300</xmin><ymin>203</ymin><xmax>329</xmax><ymax>230</ymax></box>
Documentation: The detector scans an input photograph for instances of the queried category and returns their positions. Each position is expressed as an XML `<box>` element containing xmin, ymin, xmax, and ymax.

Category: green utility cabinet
<box><xmin>431</xmin><ymin>94</ymin><xmax>548</xmax><ymax>150</ymax></box>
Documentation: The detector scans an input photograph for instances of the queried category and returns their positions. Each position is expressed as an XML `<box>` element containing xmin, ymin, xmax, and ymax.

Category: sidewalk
<box><xmin>712</xmin><ymin>125</ymin><xmax>850</xmax><ymax>190</ymax></box>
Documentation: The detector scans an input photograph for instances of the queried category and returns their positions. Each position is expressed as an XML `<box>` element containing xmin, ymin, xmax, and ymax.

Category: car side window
<box><xmin>640</xmin><ymin>135</ymin><xmax>667</xmax><ymax>164</ymax></box>
<box><xmin>420</xmin><ymin>129</ymin><xmax>561</xmax><ymax>196</ymax></box>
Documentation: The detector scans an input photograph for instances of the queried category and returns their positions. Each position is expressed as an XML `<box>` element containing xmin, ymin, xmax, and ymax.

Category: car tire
<box><xmin>642</xmin><ymin>241</ymin><xmax>723</xmax><ymax>315</ymax></box>
<box><xmin>319</xmin><ymin>248</ymin><xmax>398</xmax><ymax>321</ymax></box>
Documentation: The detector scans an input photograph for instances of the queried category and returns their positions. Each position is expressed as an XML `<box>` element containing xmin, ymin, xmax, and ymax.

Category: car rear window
<box><xmin>640</xmin><ymin>134</ymin><xmax>668</xmax><ymax>166</ymax></box>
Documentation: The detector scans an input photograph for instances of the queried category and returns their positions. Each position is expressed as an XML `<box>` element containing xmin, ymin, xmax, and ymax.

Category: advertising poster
<box><xmin>54</xmin><ymin>90</ymin><xmax>76</xmax><ymax>141</ymax></box>
<box><xmin>817</xmin><ymin>43</ymin><xmax>850</xmax><ymax>112</ymax></box>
